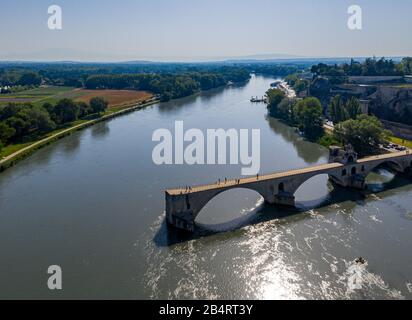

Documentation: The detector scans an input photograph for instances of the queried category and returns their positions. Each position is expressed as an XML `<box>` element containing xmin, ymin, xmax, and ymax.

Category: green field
<box><xmin>389</xmin><ymin>136</ymin><xmax>412</xmax><ymax>149</ymax></box>
<box><xmin>0</xmin><ymin>86</ymin><xmax>83</xmax><ymax>107</ymax></box>
<box><xmin>0</xmin><ymin>87</ymin><xmax>155</xmax><ymax>160</ymax></box>
<box><xmin>4</xmin><ymin>86</ymin><xmax>74</xmax><ymax>97</ymax></box>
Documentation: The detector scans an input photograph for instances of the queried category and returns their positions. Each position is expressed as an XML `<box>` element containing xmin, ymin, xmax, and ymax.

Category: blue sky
<box><xmin>0</xmin><ymin>0</ymin><xmax>411</xmax><ymax>61</ymax></box>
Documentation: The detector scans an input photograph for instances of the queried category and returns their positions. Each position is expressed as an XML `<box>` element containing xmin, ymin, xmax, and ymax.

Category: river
<box><xmin>0</xmin><ymin>75</ymin><xmax>411</xmax><ymax>299</ymax></box>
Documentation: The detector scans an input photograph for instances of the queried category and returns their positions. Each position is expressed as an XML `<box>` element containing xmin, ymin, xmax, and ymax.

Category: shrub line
<box><xmin>0</xmin><ymin>98</ymin><xmax>160</xmax><ymax>173</ymax></box>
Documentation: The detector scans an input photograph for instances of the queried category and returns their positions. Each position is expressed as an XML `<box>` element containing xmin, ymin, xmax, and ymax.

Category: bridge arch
<box><xmin>194</xmin><ymin>187</ymin><xmax>264</xmax><ymax>227</ymax></box>
<box><xmin>363</xmin><ymin>160</ymin><xmax>404</xmax><ymax>191</ymax></box>
<box><xmin>288</xmin><ymin>171</ymin><xmax>345</xmax><ymax>196</ymax></box>
<box><xmin>293</xmin><ymin>173</ymin><xmax>332</xmax><ymax>208</ymax></box>
<box><xmin>366</xmin><ymin>159</ymin><xmax>405</xmax><ymax>176</ymax></box>
<box><xmin>189</xmin><ymin>185</ymin><xmax>269</xmax><ymax>222</ymax></box>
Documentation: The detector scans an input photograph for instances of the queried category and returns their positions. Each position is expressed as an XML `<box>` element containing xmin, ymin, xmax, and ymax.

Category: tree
<box><xmin>285</xmin><ymin>74</ymin><xmax>310</xmax><ymax>94</ymax></box>
<box><xmin>276</xmin><ymin>98</ymin><xmax>295</xmax><ymax>122</ymax></box>
<box><xmin>0</xmin><ymin>103</ymin><xmax>25</xmax><ymax>121</ymax></box>
<box><xmin>310</xmin><ymin>57</ymin><xmax>404</xmax><ymax>77</ymax></box>
<box><xmin>345</xmin><ymin>96</ymin><xmax>362</xmax><ymax>119</ymax></box>
<box><xmin>17</xmin><ymin>72</ymin><xmax>42</xmax><ymax>86</ymax></box>
<box><xmin>76</xmin><ymin>101</ymin><xmax>92</xmax><ymax>118</ymax></box>
<box><xmin>333</xmin><ymin>114</ymin><xmax>391</xmax><ymax>156</ymax></box>
<box><xmin>328</xmin><ymin>95</ymin><xmax>348</xmax><ymax>123</ymax></box>
<box><xmin>52</xmin><ymin>99</ymin><xmax>79</xmax><ymax>124</ymax></box>
<box><xmin>0</xmin><ymin>122</ymin><xmax>16</xmax><ymax>144</ymax></box>
<box><xmin>42</xmin><ymin>102</ymin><xmax>55</xmax><ymax>115</ymax></box>
<box><xmin>160</xmin><ymin>92</ymin><xmax>172</xmax><ymax>102</ymax></box>
<box><xmin>266</xmin><ymin>88</ymin><xmax>286</xmax><ymax>115</ymax></box>
<box><xmin>328</xmin><ymin>95</ymin><xmax>362</xmax><ymax>124</ymax></box>
<box><xmin>267</xmin><ymin>95</ymin><xmax>324</xmax><ymax>141</ymax></box>
<box><xmin>90</xmin><ymin>97</ymin><xmax>108</xmax><ymax>115</ymax></box>
<box><xmin>6</xmin><ymin>117</ymin><xmax>29</xmax><ymax>138</ymax></box>
<box><xmin>25</xmin><ymin>106</ymin><xmax>56</xmax><ymax>132</ymax></box>
<box><xmin>293</xmin><ymin>78</ymin><xmax>309</xmax><ymax>93</ymax></box>
<box><xmin>400</xmin><ymin>57</ymin><xmax>412</xmax><ymax>74</ymax></box>
<box><xmin>298</xmin><ymin>97</ymin><xmax>324</xmax><ymax>140</ymax></box>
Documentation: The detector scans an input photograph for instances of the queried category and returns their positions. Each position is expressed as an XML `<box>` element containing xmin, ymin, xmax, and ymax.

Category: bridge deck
<box><xmin>166</xmin><ymin>151</ymin><xmax>411</xmax><ymax>196</ymax></box>
<box><xmin>357</xmin><ymin>150</ymin><xmax>409</xmax><ymax>163</ymax></box>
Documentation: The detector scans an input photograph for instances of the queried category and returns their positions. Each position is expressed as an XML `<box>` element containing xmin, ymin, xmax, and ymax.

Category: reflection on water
<box><xmin>0</xmin><ymin>75</ymin><xmax>411</xmax><ymax>299</ymax></box>
<box><xmin>266</xmin><ymin>116</ymin><xmax>325</xmax><ymax>164</ymax></box>
<box><xmin>61</xmin><ymin>130</ymin><xmax>82</xmax><ymax>155</ymax></box>
<box><xmin>196</xmin><ymin>189</ymin><xmax>265</xmax><ymax>232</ymax></box>
<box><xmin>91</xmin><ymin>122</ymin><xmax>110</xmax><ymax>139</ymax></box>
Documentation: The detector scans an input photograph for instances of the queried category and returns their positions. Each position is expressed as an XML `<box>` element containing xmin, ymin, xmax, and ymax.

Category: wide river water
<box><xmin>0</xmin><ymin>75</ymin><xmax>411</xmax><ymax>299</ymax></box>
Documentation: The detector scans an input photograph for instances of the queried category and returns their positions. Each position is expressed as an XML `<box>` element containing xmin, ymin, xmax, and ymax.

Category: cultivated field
<box><xmin>74</xmin><ymin>89</ymin><xmax>153</xmax><ymax>108</ymax></box>
<box><xmin>0</xmin><ymin>86</ymin><xmax>153</xmax><ymax>108</ymax></box>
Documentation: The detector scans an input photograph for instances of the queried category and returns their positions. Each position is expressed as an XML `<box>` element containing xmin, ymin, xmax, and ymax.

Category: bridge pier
<box><xmin>166</xmin><ymin>210</ymin><xmax>195</xmax><ymax>232</ymax></box>
<box><xmin>165</xmin><ymin>192</ymin><xmax>197</xmax><ymax>232</ymax></box>
<box><xmin>273</xmin><ymin>192</ymin><xmax>295</xmax><ymax>207</ymax></box>
<box><xmin>330</xmin><ymin>175</ymin><xmax>366</xmax><ymax>190</ymax></box>
<box><xmin>348</xmin><ymin>175</ymin><xmax>367</xmax><ymax>190</ymax></box>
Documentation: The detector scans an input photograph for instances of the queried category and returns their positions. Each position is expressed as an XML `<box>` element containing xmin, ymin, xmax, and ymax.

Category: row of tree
<box><xmin>328</xmin><ymin>95</ymin><xmax>362</xmax><ymax>124</ymax></box>
<box><xmin>325</xmin><ymin>95</ymin><xmax>391</xmax><ymax>155</ymax></box>
<box><xmin>0</xmin><ymin>70</ymin><xmax>42</xmax><ymax>87</ymax></box>
<box><xmin>311</xmin><ymin>57</ymin><xmax>410</xmax><ymax>77</ymax></box>
<box><xmin>266</xmin><ymin>89</ymin><xmax>324</xmax><ymax>141</ymax></box>
<box><xmin>323</xmin><ymin>95</ymin><xmax>391</xmax><ymax>155</ymax></box>
<box><xmin>0</xmin><ymin>97</ymin><xmax>108</xmax><ymax>151</ymax></box>
<box><xmin>84</xmin><ymin>69</ymin><xmax>251</xmax><ymax>101</ymax></box>
<box><xmin>250</xmin><ymin>65</ymin><xmax>302</xmax><ymax>77</ymax></box>
<box><xmin>1</xmin><ymin>65</ymin><xmax>253</xmax><ymax>95</ymax></box>
<box><xmin>284</xmin><ymin>74</ymin><xmax>310</xmax><ymax>94</ymax></box>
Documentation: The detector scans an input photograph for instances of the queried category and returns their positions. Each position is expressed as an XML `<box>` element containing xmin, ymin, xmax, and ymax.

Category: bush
<box><xmin>293</xmin><ymin>97</ymin><xmax>324</xmax><ymax>141</ymax></box>
<box><xmin>333</xmin><ymin>114</ymin><xmax>391</xmax><ymax>156</ymax></box>
<box><xmin>90</xmin><ymin>97</ymin><xmax>109</xmax><ymax>115</ymax></box>
<box><xmin>266</xmin><ymin>88</ymin><xmax>286</xmax><ymax>114</ymax></box>
<box><xmin>318</xmin><ymin>134</ymin><xmax>340</xmax><ymax>148</ymax></box>
<box><xmin>0</xmin><ymin>121</ymin><xmax>16</xmax><ymax>143</ymax></box>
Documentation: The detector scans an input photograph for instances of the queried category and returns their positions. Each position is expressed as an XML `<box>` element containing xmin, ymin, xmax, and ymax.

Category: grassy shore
<box><xmin>0</xmin><ymin>97</ymin><xmax>159</xmax><ymax>173</ymax></box>
<box><xmin>0</xmin><ymin>86</ymin><xmax>153</xmax><ymax>108</ymax></box>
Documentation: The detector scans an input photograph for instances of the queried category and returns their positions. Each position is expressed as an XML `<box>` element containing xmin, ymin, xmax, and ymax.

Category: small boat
<box><xmin>250</xmin><ymin>96</ymin><xmax>267</xmax><ymax>103</ymax></box>
<box><xmin>355</xmin><ymin>257</ymin><xmax>366</xmax><ymax>264</ymax></box>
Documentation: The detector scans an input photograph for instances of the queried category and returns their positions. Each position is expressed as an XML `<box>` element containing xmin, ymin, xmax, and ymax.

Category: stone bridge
<box><xmin>165</xmin><ymin>148</ymin><xmax>412</xmax><ymax>232</ymax></box>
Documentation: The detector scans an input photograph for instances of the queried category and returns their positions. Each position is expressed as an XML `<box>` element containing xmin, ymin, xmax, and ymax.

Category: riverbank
<box><xmin>0</xmin><ymin>78</ymin><xmax>253</xmax><ymax>174</ymax></box>
<box><xmin>0</xmin><ymin>97</ymin><xmax>160</xmax><ymax>173</ymax></box>
<box><xmin>268</xmin><ymin>81</ymin><xmax>412</xmax><ymax>152</ymax></box>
